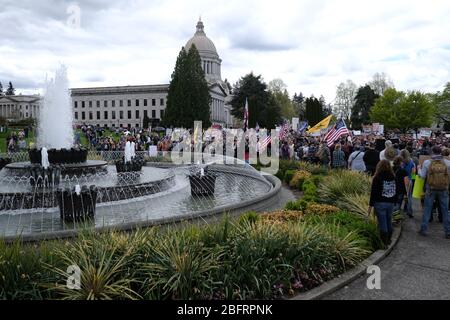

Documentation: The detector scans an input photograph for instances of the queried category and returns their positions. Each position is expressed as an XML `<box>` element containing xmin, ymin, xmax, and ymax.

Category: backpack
<box><xmin>427</xmin><ymin>160</ymin><xmax>449</xmax><ymax>190</ymax></box>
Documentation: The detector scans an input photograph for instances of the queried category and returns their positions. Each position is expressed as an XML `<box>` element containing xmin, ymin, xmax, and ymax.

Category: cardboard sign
<box><xmin>292</xmin><ymin>118</ymin><xmax>299</xmax><ymax>131</ymax></box>
<box><xmin>148</xmin><ymin>145</ymin><xmax>158</xmax><ymax>157</ymax></box>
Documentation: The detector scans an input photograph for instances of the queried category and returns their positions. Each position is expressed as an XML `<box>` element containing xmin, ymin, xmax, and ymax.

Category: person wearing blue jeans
<box><xmin>418</xmin><ymin>146</ymin><xmax>450</xmax><ymax>239</ymax></box>
<box><xmin>369</xmin><ymin>160</ymin><xmax>397</xmax><ymax>246</ymax></box>
<box><xmin>420</xmin><ymin>190</ymin><xmax>450</xmax><ymax>236</ymax></box>
<box><xmin>374</xmin><ymin>202</ymin><xmax>394</xmax><ymax>238</ymax></box>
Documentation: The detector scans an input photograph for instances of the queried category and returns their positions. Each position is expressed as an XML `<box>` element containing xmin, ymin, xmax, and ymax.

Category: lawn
<box><xmin>0</xmin><ymin>128</ymin><xmax>36</xmax><ymax>153</ymax></box>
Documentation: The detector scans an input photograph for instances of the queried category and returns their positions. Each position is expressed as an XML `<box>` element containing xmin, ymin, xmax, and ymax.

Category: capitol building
<box><xmin>71</xmin><ymin>19</ymin><xmax>234</xmax><ymax>129</ymax></box>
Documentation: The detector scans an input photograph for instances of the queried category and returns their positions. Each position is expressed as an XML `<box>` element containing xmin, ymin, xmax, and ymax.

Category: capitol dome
<box><xmin>185</xmin><ymin>19</ymin><xmax>219</xmax><ymax>59</ymax></box>
<box><xmin>185</xmin><ymin>19</ymin><xmax>222</xmax><ymax>83</ymax></box>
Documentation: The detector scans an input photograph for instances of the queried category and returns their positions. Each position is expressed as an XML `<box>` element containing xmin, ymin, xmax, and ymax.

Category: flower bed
<box><xmin>0</xmin><ymin>160</ymin><xmax>387</xmax><ymax>300</ymax></box>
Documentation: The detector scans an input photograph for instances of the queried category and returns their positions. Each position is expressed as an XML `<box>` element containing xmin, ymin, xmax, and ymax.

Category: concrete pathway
<box><xmin>324</xmin><ymin>200</ymin><xmax>450</xmax><ymax>300</ymax></box>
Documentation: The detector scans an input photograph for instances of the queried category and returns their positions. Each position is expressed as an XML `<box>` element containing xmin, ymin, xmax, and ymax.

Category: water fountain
<box><xmin>0</xmin><ymin>66</ymin><xmax>281</xmax><ymax>241</ymax></box>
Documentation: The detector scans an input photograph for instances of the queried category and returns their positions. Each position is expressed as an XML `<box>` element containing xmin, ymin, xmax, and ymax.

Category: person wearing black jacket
<box><xmin>369</xmin><ymin>160</ymin><xmax>397</xmax><ymax>245</ymax></box>
<box><xmin>363</xmin><ymin>142</ymin><xmax>380</xmax><ymax>176</ymax></box>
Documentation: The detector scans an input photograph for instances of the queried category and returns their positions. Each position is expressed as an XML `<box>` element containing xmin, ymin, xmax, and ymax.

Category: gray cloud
<box><xmin>0</xmin><ymin>0</ymin><xmax>449</xmax><ymax>102</ymax></box>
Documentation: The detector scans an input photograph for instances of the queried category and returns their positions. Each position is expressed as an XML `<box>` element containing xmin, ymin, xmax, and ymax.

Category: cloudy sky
<box><xmin>1</xmin><ymin>0</ymin><xmax>449</xmax><ymax>102</ymax></box>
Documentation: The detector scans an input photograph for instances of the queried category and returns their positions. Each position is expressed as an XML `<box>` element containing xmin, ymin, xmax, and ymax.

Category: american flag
<box><xmin>324</xmin><ymin>119</ymin><xmax>349</xmax><ymax>147</ymax></box>
<box><xmin>259</xmin><ymin>134</ymin><xmax>272</xmax><ymax>152</ymax></box>
<box><xmin>243</xmin><ymin>98</ymin><xmax>249</xmax><ymax>132</ymax></box>
<box><xmin>279</xmin><ymin>122</ymin><xmax>290</xmax><ymax>140</ymax></box>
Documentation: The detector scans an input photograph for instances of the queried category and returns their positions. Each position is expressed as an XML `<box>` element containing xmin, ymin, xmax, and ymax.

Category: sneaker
<box><xmin>418</xmin><ymin>230</ymin><xmax>427</xmax><ymax>237</ymax></box>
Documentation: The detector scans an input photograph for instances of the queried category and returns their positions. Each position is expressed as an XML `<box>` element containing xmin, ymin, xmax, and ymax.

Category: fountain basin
<box><xmin>28</xmin><ymin>148</ymin><xmax>88</xmax><ymax>165</ymax></box>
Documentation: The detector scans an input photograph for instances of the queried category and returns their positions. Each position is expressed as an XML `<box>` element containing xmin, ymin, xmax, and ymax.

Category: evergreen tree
<box><xmin>163</xmin><ymin>45</ymin><xmax>211</xmax><ymax>128</ymax></box>
<box><xmin>351</xmin><ymin>85</ymin><xmax>379</xmax><ymax>129</ymax></box>
<box><xmin>230</xmin><ymin>73</ymin><xmax>281</xmax><ymax>129</ymax></box>
<box><xmin>292</xmin><ymin>92</ymin><xmax>306</xmax><ymax>119</ymax></box>
<box><xmin>304</xmin><ymin>96</ymin><xmax>325</xmax><ymax>126</ymax></box>
<box><xmin>0</xmin><ymin>82</ymin><xmax>3</xmax><ymax>95</ymax></box>
<box><xmin>186</xmin><ymin>45</ymin><xmax>211</xmax><ymax>127</ymax></box>
<box><xmin>5</xmin><ymin>82</ymin><xmax>15</xmax><ymax>96</ymax></box>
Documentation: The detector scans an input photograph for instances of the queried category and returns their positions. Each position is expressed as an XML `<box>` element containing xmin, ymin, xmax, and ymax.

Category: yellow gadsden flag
<box><xmin>307</xmin><ymin>115</ymin><xmax>332</xmax><ymax>133</ymax></box>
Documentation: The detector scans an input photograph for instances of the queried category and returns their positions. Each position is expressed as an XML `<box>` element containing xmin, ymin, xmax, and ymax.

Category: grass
<box><xmin>0</xmin><ymin>128</ymin><xmax>36</xmax><ymax>153</ymax></box>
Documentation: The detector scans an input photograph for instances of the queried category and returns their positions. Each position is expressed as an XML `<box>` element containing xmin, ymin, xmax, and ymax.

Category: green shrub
<box><xmin>284</xmin><ymin>170</ymin><xmax>295</xmax><ymax>184</ymax></box>
<box><xmin>318</xmin><ymin>170</ymin><xmax>371</xmax><ymax>204</ymax></box>
<box><xmin>285</xmin><ymin>200</ymin><xmax>302</xmax><ymax>211</ymax></box>
<box><xmin>239</xmin><ymin>211</ymin><xmax>260</xmax><ymax>225</ymax></box>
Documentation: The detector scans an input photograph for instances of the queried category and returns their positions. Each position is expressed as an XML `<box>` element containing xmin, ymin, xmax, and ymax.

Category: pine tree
<box><xmin>230</xmin><ymin>73</ymin><xmax>281</xmax><ymax>129</ymax></box>
<box><xmin>5</xmin><ymin>82</ymin><xmax>15</xmax><ymax>96</ymax></box>
<box><xmin>0</xmin><ymin>82</ymin><xmax>3</xmax><ymax>95</ymax></box>
<box><xmin>163</xmin><ymin>45</ymin><xmax>211</xmax><ymax>128</ymax></box>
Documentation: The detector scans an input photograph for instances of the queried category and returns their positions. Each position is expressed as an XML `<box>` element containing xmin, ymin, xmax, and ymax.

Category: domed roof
<box><xmin>185</xmin><ymin>19</ymin><xmax>219</xmax><ymax>58</ymax></box>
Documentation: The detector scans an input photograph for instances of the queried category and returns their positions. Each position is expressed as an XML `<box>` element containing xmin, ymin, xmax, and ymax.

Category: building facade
<box><xmin>0</xmin><ymin>95</ymin><xmax>41</xmax><ymax>120</ymax></box>
<box><xmin>71</xmin><ymin>19</ymin><xmax>234</xmax><ymax>129</ymax></box>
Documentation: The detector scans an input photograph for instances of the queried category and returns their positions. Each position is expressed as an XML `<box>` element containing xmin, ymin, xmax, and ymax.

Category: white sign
<box><xmin>446</xmin><ymin>134</ymin><xmax>450</xmax><ymax>138</ymax></box>
<box><xmin>378</xmin><ymin>125</ymin><xmax>384</xmax><ymax>135</ymax></box>
<box><xmin>419</xmin><ymin>129</ymin><xmax>432</xmax><ymax>138</ymax></box>
<box><xmin>166</xmin><ymin>128</ymin><xmax>173</xmax><ymax>136</ymax></box>
<box><xmin>353</xmin><ymin>130</ymin><xmax>362</xmax><ymax>136</ymax></box>
<box><xmin>149</xmin><ymin>145</ymin><xmax>158</xmax><ymax>157</ymax></box>
<box><xmin>292</xmin><ymin>118</ymin><xmax>299</xmax><ymax>131</ymax></box>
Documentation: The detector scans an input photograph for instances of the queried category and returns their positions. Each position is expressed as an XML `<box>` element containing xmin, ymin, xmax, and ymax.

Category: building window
<box><xmin>144</xmin><ymin>110</ymin><xmax>148</xmax><ymax>118</ymax></box>
<box><xmin>136</xmin><ymin>99</ymin><xmax>139</xmax><ymax>107</ymax></box>
<box><xmin>127</xmin><ymin>100</ymin><xmax>131</xmax><ymax>107</ymax></box>
<box><xmin>152</xmin><ymin>99</ymin><xmax>156</xmax><ymax>106</ymax></box>
<box><xmin>120</xmin><ymin>111</ymin><xmax>123</xmax><ymax>119</ymax></box>
<box><xmin>135</xmin><ymin>124</ymin><xmax>139</xmax><ymax>128</ymax></box>
<box><xmin>82</xmin><ymin>101</ymin><xmax>85</xmax><ymax>108</ymax></box>
<box><xmin>135</xmin><ymin>110</ymin><xmax>139</xmax><ymax>119</ymax></box>
<box><xmin>112</xmin><ymin>124</ymin><xmax>115</xmax><ymax>127</ymax></box>
<box><xmin>128</xmin><ymin>110</ymin><xmax>132</xmax><ymax>119</ymax></box>
<box><xmin>97</xmin><ymin>111</ymin><xmax>100</xmax><ymax>119</ymax></box>
<box><xmin>75</xmin><ymin>112</ymin><xmax>78</xmax><ymax>120</ymax></box>
<box><xmin>160</xmin><ymin>98</ymin><xmax>165</xmax><ymax>106</ymax></box>
<box><xmin>104</xmin><ymin>101</ymin><xmax>108</xmax><ymax>108</ymax></box>
<box><xmin>26</xmin><ymin>112</ymin><xmax>28</xmax><ymax>117</ymax></box>
<box><xmin>152</xmin><ymin>110</ymin><xmax>156</xmax><ymax>118</ymax></box>
<box><xmin>74</xmin><ymin>101</ymin><xmax>78</xmax><ymax>108</ymax></box>
<box><xmin>104</xmin><ymin>111</ymin><xmax>109</xmax><ymax>119</ymax></box>
<box><xmin>97</xmin><ymin>101</ymin><xmax>100</xmax><ymax>108</ymax></box>
<box><xmin>89</xmin><ymin>112</ymin><xmax>93</xmax><ymax>120</ymax></box>
<box><xmin>82</xmin><ymin>112</ymin><xmax>85</xmax><ymax>120</ymax></box>
<box><xmin>144</xmin><ymin>99</ymin><xmax>148</xmax><ymax>106</ymax></box>
<box><xmin>112</xmin><ymin>111</ymin><xmax>116</xmax><ymax>120</ymax></box>
<box><xmin>112</xmin><ymin>100</ymin><xmax>116</xmax><ymax>107</ymax></box>
<box><xmin>160</xmin><ymin>110</ymin><xmax>164</xmax><ymax>118</ymax></box>
<box><xmin>120</xmin><ymin>100</ymin><xmax>123</xmax><ymax>107</ymax></box>
<box><xmin>89</xmin><ymin>101</ymin><xmax>92</xmax><ymax>108</ymax></box>
<box><xmin>119</xmin><ymin>124</ymin><xmax>123</xmax><ymax>128</ymax></box>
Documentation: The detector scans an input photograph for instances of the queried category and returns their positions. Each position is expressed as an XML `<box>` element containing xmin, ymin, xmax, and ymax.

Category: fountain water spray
<box><xmin>37</xmin><ymin>65</ymin><xmax>74</xmax><ymax>149</ymax></box>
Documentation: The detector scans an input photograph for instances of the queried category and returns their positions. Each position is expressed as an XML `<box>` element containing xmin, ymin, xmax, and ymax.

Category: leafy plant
<box><xmin>318</xmin><ymin>170</ymin><xmax>371</xmax><ymax>203</ymax></box>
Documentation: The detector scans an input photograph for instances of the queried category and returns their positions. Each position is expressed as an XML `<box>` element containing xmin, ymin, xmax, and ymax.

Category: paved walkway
<box><xmin>324</xmin><ymin>200</ymin><xmax>450</xmax><ymax>300</ymax></box>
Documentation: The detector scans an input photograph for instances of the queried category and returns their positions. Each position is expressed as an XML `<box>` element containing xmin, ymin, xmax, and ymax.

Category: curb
<box><xmin>290</xmin><ymin>223</ymin><xmax>402</xmax><ymax>300</ymax></box>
